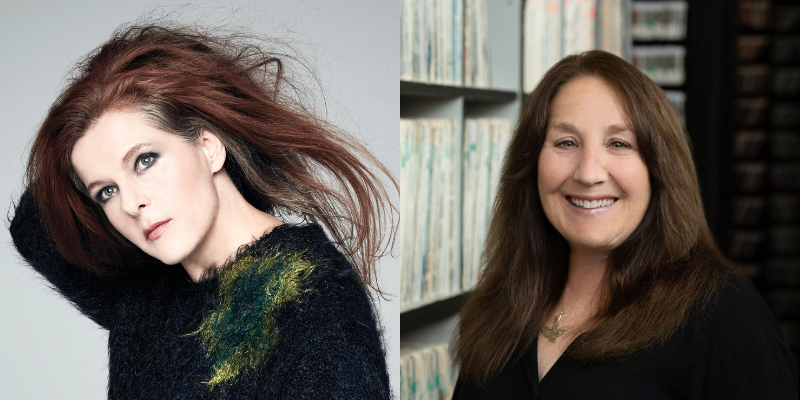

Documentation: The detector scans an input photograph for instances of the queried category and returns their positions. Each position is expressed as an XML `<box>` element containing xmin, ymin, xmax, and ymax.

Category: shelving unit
<box><xmin>631</xmin><ymin>1</ymin><xmax>689</xmax><ymax>119</ymax></box>
<box><xmin>399</xmin><ymin>0</ymin><xmax>523</xmax><ymax>370</ymax></box>
<box><xmin>728</xmin><ymin>0</ymin><xmax>773</xmax><ymax>282</ymax></box>
<box><xmin>727</xmin><ymin>0</ymin><xmax>800</xmax><ymax>370</ymax></box>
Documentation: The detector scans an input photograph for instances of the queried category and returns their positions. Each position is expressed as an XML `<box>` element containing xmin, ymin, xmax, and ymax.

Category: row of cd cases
<box><xmin>730</xmin><ymin>128</ymin><xmax>799</xmax><ymax>256</ymax></box>
<box><xmin>630</xmin><ymin>1</ymin><xmax>688</xmax><ymax>121</ymax></box>
<box><xmin>731</xmin><ymin>1</ymin><xmax>800</xmax><ymax>322</ymax></box>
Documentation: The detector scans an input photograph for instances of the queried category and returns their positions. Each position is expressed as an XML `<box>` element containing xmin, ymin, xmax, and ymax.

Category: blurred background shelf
<box><xmin>400</xmin><ymin>81</ymin><xmax>517</xmax><ymax>102</ymax></box>
<box><xmin>400</xmin><ymin>292</ymin><xmax>471</xmax><ymax>335</ymax></box>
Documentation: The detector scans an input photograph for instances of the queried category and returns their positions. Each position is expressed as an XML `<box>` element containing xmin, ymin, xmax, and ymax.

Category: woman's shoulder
<box><xmin>202</xmin><ymin>222</ymin><xmax>363</xmax><ymax>314</ymax></box>
<box><xmin>230</xmin><ymin>222</ymin><xmax>357</xmax><ymax>283</ymax></box>
<box><xmin>688</xmin><ymin>271</ymin><xmax>798</xmax><ymax>397</ymax></box>
<box><xmin>238</xmin><ymin>223</ymin><xmax>346</xmax><ymax>260</ymax></box>
<box><xmin>687</xmin><ymin>271</ymin><xmax>788</xmax><ymax>356</ymax></box>
<box><xmin>700</xmin><ymin>271</ymin><xmax>782</xmax><ymax>340</ymax></box>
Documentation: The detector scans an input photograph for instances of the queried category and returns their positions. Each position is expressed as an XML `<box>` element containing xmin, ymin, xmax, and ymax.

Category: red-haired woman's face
<box><xmin>71</xmin><ymin>109</ymin><xmax>225</xmax><ymax>266</ymax></box>
<box><xmin>537</xmin><ymin>77</ymin><xmax>651</xmax><ymax>256</ymax></box>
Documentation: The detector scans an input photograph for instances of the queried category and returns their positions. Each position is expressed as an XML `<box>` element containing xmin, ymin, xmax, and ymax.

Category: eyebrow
<box><xmin>84</xmin><ymin>142</ymin><xmax>153</xmax><ymax>195</ymax></box>
<box><xmin>549</xmin><ymin>121</ymin><xmax>632</xmax><ymax>135</ymax></box>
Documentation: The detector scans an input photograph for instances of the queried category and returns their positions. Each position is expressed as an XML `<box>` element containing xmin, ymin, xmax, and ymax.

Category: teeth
<box><xmin>570</xmin><ymin>197</ymin><xmax>615</xmax><ymax>209</ymax></box>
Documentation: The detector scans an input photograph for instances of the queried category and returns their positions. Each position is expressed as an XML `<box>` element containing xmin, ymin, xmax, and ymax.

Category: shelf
<box><xmin>632</xmin><ymin>39</ymin><xmax>687</xmax><ymax>45</ymax></box>
<box><xmin>400</xmin><ymin>80</ymin><xmax>517</xmax><ymax>103</ymax></box>
<box><xmin>400</xmin><ymin>292</ymin><xmax>470</xmax><ymax>334</ymax></box>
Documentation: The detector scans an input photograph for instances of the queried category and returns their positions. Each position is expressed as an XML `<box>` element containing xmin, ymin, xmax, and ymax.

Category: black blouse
<box><xmin>453</xmin><ymin>273</ymin><xmax>798</xmax><ymax>399</ymax></box>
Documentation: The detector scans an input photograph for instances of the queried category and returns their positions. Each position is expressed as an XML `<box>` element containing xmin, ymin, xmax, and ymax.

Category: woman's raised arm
<box><xmin>9</xmin><ymin>190</ymin><xmax>159</xmax><ymax>330</ymax></box>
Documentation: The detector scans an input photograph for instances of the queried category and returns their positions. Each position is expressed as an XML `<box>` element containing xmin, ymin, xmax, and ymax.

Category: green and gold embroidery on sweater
<box><xmin>188</xmin><ymin>251</ymin><xmax>317</xmax><ymax>391</ymax></box>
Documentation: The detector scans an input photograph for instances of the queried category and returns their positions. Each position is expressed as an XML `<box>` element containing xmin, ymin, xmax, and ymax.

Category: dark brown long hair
<box><xmin>453</xmin><ymin>50</ymin><xmax>732</xmax><ymax>385</ymax></box>
<box><xmin>25</xmin><ymin>24</ymin><xmax>396</xmax><ymax>292</ymax></box>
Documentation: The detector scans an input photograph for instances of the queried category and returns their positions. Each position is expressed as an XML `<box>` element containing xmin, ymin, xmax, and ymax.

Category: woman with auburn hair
<box><xmin>452</xmin><ymin>50</ymin><xmax>797</xmax><ymax>399</ymax></box>
<box><xmin>9</xmin><ymin>24</ymin><xmax>395</xmax><ymax>399</ymax></box>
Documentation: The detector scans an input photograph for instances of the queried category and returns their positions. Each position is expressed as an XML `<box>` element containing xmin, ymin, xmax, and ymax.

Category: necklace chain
<box><xmin>559</xmin><ymin>284</ymin><xmax>602</xmax><ymax>316</ymax></box>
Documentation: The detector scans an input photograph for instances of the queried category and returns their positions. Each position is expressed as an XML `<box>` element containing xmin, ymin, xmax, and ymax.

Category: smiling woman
<box><xmin>538</xmin><ymin>77</ymin><xmax>651</xmax><ymax>256</ymax></box>
<box><xmin>9</xmin><ymin>23</ymin><xmax>394</xmax><ymax>399</ymax></box>
<box><xmin>451</xmin><ymin>50</ymin><xmax>797</xmax><ymax>399</ymax></box>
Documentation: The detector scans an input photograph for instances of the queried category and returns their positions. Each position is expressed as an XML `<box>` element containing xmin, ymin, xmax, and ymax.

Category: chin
<box><xmin>142</xmin><ymin>248</ymin><xmax>186</xmax><ymax>266</ymax></box>
<box><xmin>160</xmin><ymin>249</ymin><xmax>191</xmax><ymax>265</ymax></box>
<box><xmin>158</xmin><ymin>257</ymin><xmax>184</xmax><ymax>266</ymax></box>
<box><xmin>568</xmin><ymin>236</ymin><xmax>619</xmax><ymax>253</ymax></box>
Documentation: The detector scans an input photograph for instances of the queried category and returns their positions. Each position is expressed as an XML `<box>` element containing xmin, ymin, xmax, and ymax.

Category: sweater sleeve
<box><xmin>9</xmin><ymin>190</ymin><xmax>131</xmax><ymax>330</ymax></box>
<box><xmin>277</xmin><ymin>262</ymin><xmax>391</xmax><ymax>399</ymax></box>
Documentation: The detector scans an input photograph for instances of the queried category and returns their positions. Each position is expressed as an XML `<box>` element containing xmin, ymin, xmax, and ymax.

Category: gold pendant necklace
<box><xmin>542</xmin><ymin>313</ymin><xmax>572</xmax><ymax>342</ymax></box>
<box><xmin>541</xmin><ymin>284</ymin><xmax>602</xmax><ymax>343</ymax></box>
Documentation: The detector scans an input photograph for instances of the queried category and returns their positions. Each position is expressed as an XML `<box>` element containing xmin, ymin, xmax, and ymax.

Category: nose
<box><xmin>573</xmin><ymin>145</ymin><xmax>608</xmax><ymax>185</ymax></box>
<box><xmin>120</xmin><ymin>185</ymin><xmax>150</xmax><ymax>216</ymax></box>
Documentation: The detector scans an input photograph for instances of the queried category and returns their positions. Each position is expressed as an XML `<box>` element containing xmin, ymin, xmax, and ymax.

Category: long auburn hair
<box><xmin>453</xmin><ymin>50</ymin><xmax>732</xmax><ymax>385</ymax></box>
<box><xmin>25</xmin><ymin>24</ymin><xmax>396</xmax><ymax>292</ymax></box>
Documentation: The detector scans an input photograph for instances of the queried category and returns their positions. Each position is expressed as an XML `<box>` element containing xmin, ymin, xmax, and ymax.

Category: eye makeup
<box><xmin>92</xmin><ymin>152</ymin><xmax>160</xmax><ymax>204</ymax></box>
<box><xmin>135</xmin><ymin>153</ymin><xmax>159</xmax><ymax>174</ymax></box>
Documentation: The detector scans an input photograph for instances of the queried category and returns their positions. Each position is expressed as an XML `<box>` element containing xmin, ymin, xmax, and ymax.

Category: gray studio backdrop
<box><xmin>0</xmin><ymin>1</ymin><xmax>400</xmax><ymax>398</ymax></box>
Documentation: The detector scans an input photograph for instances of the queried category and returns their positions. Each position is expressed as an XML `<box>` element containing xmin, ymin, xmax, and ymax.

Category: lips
<box><xmin>144</xmin><ymin>220</ymin><xmax>172</xmax><ymax>241</ymax></box>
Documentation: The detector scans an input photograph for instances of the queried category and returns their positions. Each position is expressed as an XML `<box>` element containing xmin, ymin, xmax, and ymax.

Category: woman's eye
<box><xmin>135</xmin><ymin>153</ymin><xmax>157</xmax><ymax>173</ymax></box>
<box><xmin>97</xmin><ymin>186</ymin><xmax>118</xmax><ymax>203</ymax></box>
<box><xmin>556</xmin><ymin>140</ymin><xmax>576</xmax><ymax>148</ymax></box>
<box><xmin>610</xmin><ymin>140</ymin><xmax>630</xmax><ymax>149</ymax></box>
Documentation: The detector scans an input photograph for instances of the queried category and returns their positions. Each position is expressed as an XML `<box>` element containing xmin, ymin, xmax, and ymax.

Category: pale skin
<box><xmin>180</xmin><ymin>167</ymin><xmax>283</xmax><ymax>281</ymax></box>
<box><xmin>535</xmin><ymin>77</ymin><xmax>651</xmax><ymax>380</ymax></box>
<box><xmin>71</xmin><ymin>109</ymin><xmax>283</xmax><ymax>282</ymax></box>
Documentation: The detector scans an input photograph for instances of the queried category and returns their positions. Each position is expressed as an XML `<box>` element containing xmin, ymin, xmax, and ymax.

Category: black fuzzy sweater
<box><xmin>9</xmin><ymin>192</ymin><xmax>390</xmax><ymax>399</ymax></box>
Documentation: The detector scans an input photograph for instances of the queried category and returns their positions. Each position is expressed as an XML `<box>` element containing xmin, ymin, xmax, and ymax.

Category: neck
<box><xmin>181</xmin><ymin>171</ymin><xmax>283</xmax><ymax>282</ymax></box>
<box><xmin>565</xmin><ymin>247</ymin><xmax>609</xmax><ymax>297</ymax></box>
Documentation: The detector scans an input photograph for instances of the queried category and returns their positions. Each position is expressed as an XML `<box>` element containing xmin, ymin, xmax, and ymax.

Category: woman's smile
<box><xmin>565</xmin><ymin>195</ymin><xmax>619</xmax><ymax>215</ymax></box>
